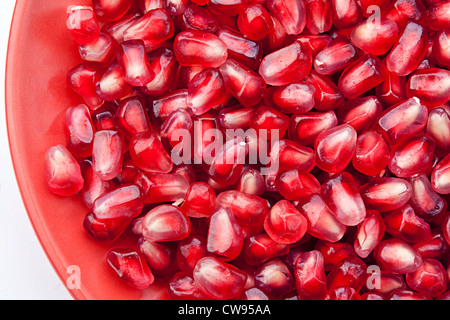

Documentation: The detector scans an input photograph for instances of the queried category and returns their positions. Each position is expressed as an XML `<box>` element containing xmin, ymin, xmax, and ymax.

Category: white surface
<box><xmin>0</xmin><ymin>0</ymin><xmax>73</xmax><ymax>300</ymax></box>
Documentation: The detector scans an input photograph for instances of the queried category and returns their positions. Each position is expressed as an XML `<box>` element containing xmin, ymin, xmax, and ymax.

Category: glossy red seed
<box><xmin>177</xmin><ymin>235</ymin><xmax>208</xmax><ymax>274</ymax></box>
<box><xmin>275</xmin><ymin>169</ymin><xmax>321</xmax><ymax>201</ymax></box>
<box><xmin>239</xmin><ymin>287</ymin><xmax>270</xmax><ymax>300</ymax></box>
<box><xmin>384</xmin><ymin>0</ymin><xmax>426</xmax><ymax>29</ymax></box>
<box><xmin>254</xmin><ymin>259</ymin><xmax>295</xmax><ymax>299</ymax></box>
<box><xmin>180</xmin><ymin>182</ymin><xmax>216</xmax><ymax>218</ymax></box>
<box><xmin>138</xmin><ymin>237</ymin><xmax>178</xmax><ymax>277</ymax></box>
<box><xmin>83</xmin><ymin>211</ymin><xmax>131</xmax><ymax>242</ymax></box>
<box><xmin>406</xmin><ymin>68</ymin><xmax>450</xmax><ymax>108</ymax></box>
<box><xmin>67</xmin><ymin>63</ymin><xmax>104</xmax><ymax>111</ymax></box>
<box><xmin>168</xmin><ymin>272</ymin><xmax>210</xmax><ymax>300</ymax></box>
<box><xmin>267</xmin><ymin>0</ymin><xmax>306</xmax><ymax>35</ymax></box>
<box><xmin>65</xmin><ymin>104</ymin><xmax>95</xmax><ymax>158</ymax></box>
<box><xmin>208</xmin><ymin>0</ymin><xmax>245</xmax><ymax>16</ymax></box>
<box><xmin>360</xmin><ymin>177</ymin><xmax>412</xmax><ymax>212</ymax></box>
<box><xmin>314</xmin><ymin>124</ymin><xmax>357</xmax><ymax>173</ymax></box>
<box><xmin>433</xmin><ymin>29</ymin><xmax>450</xmax><ymax>68</ymax></box>
<box><xmin>327</xmin><ymin>256</ymin><xmax>367</xmax><ymax>292</ymax></box>
<box><xmin>314</xmin><ymin>36</ymin><xmax>358</xmax><ymax>76</ymax></box>
<box><xmin>250</xmin><ymin>105</ymin><xmax>290</xmax><ymax>140</ymax></box>
<box><xmin>218</xmin><ymin>105</ymin><xmax>255</xmax><ymax>130</ymax></box>
<box><xmin>236</xmin><ymin>168</ymin><xmax>265</xmax><ymax>196</ymax></box>
<box><xmin>92</xmin><ymin>130</ymin><xmax>123</xmax><ymax>181</ymax></box>
<box><xmin>304</xmin><ymin>70</ymin><xmax>344</xmax><ymax>111</ymax></box>
<box><xmin>389</xmin><ymin>289</ymin><xmax>431</xmax><ymax>300</ymax></box>
<box><xmin>288</xmin><ymin>111</ymin><xmax>337</xmax><ymax>146</ymax></box>
<box><xmin>142</xmin><ymin>205</ymin><xmax>191</xmax><ymax>242</ymax></box>
<box><xmin>374</xmin><ymin>238</ymin><xmax>423</xmax><ymax>274</ymax></box>
<box><xmin>116</xmin><ymin>96</ymin><xmax>151</xmax><ymax>137</ymax></box>
<box><xmin>427</xmin><ymin>107</ymin><xmax>450</xmax><ymax>158</ymax></box>
<box><xmin>315</xmin><ymin>240</ymin><xmax>357</xmax><ymax>271</ymax></box>
<box><xmin>78</xmin><ymin>32</ymin><xmax>117</xmax><ymax>66</ymax></box>
<box><xmin>331</xmin><ymin>0</ymin><xmax>362</xmax><ymax>29</ymax></box>
<box><xmin>354</xmin><ymin>210</ymin><xmax>385</xmax><ymax>259</ymax></box>
<box><xmin>152</xmin><ymin>89</ymin><xmax>189</xmax><ymax>119</ymax></box>
<box><xmin>324</xmin><ymin>286</ymin><xmax>361</xmax><ymax>300</ymax></box>
<box><xmin>80</xmin><ymin>159</ymin><xmax>113</xmax><ymax>209</ymax></box>
<box><xmin>259</xmin><ymin>40</ymin><xmax>312</xmax><ymax>86</ymax></box>
<box><xmin>268</xmin><ymin>139</ymin><xmax>316</xmax><ymax>174</ymax></box>
<box><xmin>442</xmin><ymin>212</ymin><xmax>450</xmax><ymax>245</ymax></box>
<box><xmin>413</xmin><ymin>229</ymin><xmax>450</xmax><ymax>260</ymax></box>
<box><xmin>93</xmin><ymin>184</ymin><xmax>143</xmax><ymax>220</ymax></box>
<box><xmin>264</xmin><ymin>81</ymin><xmax>316</xmax><ymax>114</ymax></box>
<box><xmin>294</xmin><ymin>250</ymin><xmax>327</xmax><ymax>300</ymax></box>
<box><xmin>174</xmin><ymin>30</ymin><xmax>228</xmax><ymax>68</ymax></box>
<box><xmin>237</xmin><ymin>4</ymin><xmax>273</xmax><ymax>41</ymax></box>
<box><xmin>129</xmin><ymin>130</ymin><xmax>173</xmax><ymax>173</ymax></box>
<box><xmin>431</xmin><ymin>154</ymin><xmax>450</xmax><ymax>195</ymax></box>
<box><xmin>92</xmin><ymin>0</ymin><xmax>132</xmax><ymax>21</ymax></box>
<box><xmin>134</xmin><ymin>172</ymin><xmax>189</xmax><ymax>204</ymax></box>
<box><xmin>116</xmin><ymin>40</ymin><xmax>155</xmax><ymax>87</ymax></box>
<box><xmin>164</xmin><ymin>0</ymin><xmax>189</xmax><ymax>16</ymax></box>
<box><xmin>406</xmin><ymin>259</ymin><xmax>448</xmax><ymax>298</ymax></box>
<box><xmin>106</xmin><ymin>248</ymin><xmax>154</xmax><ymax>290</ymax></box>
<box><xmin>375</xmin><ymin>69</ymin><xmax>407</xmax><ymax>107</ymax></box>
<box><xmin>193</xmin><ymin>256</ymin><xmax>247</xmax><ymax>300</ymax></box>
<box><xmin>182</xmin><ymin>4</ymin><xmax>220</xmax><ymax>33</ymax></box>
<box><xmin>96</xmin><ymin>62</ymin><xmax>133</xmax><ymax>101</ymax></box>
<box><xmin>352</xmin><ymin>130</ymin><xmax>390</xmax><ymax>176</ymax></box>
<box><xmin>409</xmin><ymin>173</ymin><xmax>447</xmax><ymax>222</ymax></box>
<box><xmin>304</xmin><ymin>0</ymin><xmax>332</xmax><ymax>34</ymax></box>
<box><xmin>426</xmin><ymin>1</ymin><xmax>450</xmax><ymax>31</ymax></box>
<box><xmin>242</xmin><ymin>233</ymin><xmax>289</xmax><ymax>266</ymax></box>
<box><xmin>384</xmin><ymin>204</ymin><xmax>431</xmax><ymax>243</ymax></box>
<box><xmin>66</xmin><ymin>5</ymin><xmax>100</xmax><ymax>45</ymax></box>
<box><xmin>364</xmin><ymin>270</ymin><xmax>406</xmax><ymax>297</ymax></box>
<box><xmin>143</xmin><ymin>47</ymin><xmax>179</xmax><ymax>96</ymax></box>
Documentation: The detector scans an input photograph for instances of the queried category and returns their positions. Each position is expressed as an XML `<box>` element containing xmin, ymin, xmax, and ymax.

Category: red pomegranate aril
<box><xmin>375</xmin><ymin>68</ymin><xmax>408</xmax><ymax>108</ymax></box>
<box><xmin>433</xmin><ymin>29</ymin><xmax>450</xmax><ymax>68</ymax></box>
<box><xmin>269</xmin><ymin>139</ymin><xmax>316</xmax><ymax>173</ymax></box>
<box><xmin>160</xmin><ymin>107</ymin><xmax>192</xmax><ymax>150</ymax></box>
<box><xmin>354</xmin><ymin>210</ymin><xmax>385</xmax><ymax>259</ymax></box>
<box><xmin>364</xmin><ymin>270</ymin><xmax>406</xmax><ymax>297</ymax></box>
<box><xmin>324</xmin><ymin>286</ymin><xmax>361</xmax><ymax>300</ymax></box>
<box><xmin>406</xmin><ymin>259</ymin><xmax>448</xmax><ymax>298</ymax></box>
<box><xmin>409</xmin><ymin>173</ymin><xmax>447</xmax><ymax>222</ymax></box>
<box><xmin>92</xmin><ymin>130</ymin><xmax>123</xmax><ymax>181</ymax></box>
<box><xmin>180</xmin><ymin>182</ymin><xmax>216</xmax><ymax>218</ymax></box>
<box><xmin>106</xmin><ymin>248</ymin><xmax>154</xmax><ymax>290</ymax></box>
<box><xmin>263</xmin><ymin>15</ymin><xmax>287</xmax><ymax>54</ymax></box>
<box><xmin>95</xmin><ymin>62</ymin><xmax>133</xmax><ymax>101</ymax></box>
<box><xmin>264</xmin><ymin>200</ymin><xmax>308</xmax><ymax>244</ymax></box>
<box><xmin>353</xmin><ymin>130</ymin><xmax>390</xmax><ymax>176</ymax></box>
<box><xmin>218</xmin><ymin>105</ymin><xmax>255</xmax><ymax>130</ymax></box>
<box><xmin>216</xmin><ymin>27</ymin><xmax>263</xmax><ymax>71</ymax></box>
<box><xmin>254</xmin><ymin>259</ymin><xmax>295</xmax><ymax>299</ymax></box>
<box><xmin>215</xmin><ymin>190</ymin><xmax>269</xmax><ymax>236</ymax></box>
<box><xmin>314</xmin><ymin>124</ymin><xmax>357</xmax><ymax>174</ymax></box>
<box><xmin>426</xmin><ymin>1</ymin><xmax>450</xmax><ymax>31</ymax></box>
<box><xmin>360</xmin><ymin>177</ymin><xmax>412</xmax><ymax>212</ymax></box>
<box><xmin>321</xmin><ymin>172</ymin><xmax>366</xmax><ymax>226</ymax></box>
<box><xmin>267</xmin><ymin>0</ymin><xmax>306</xmax><ymax>35</ymax></box>
<box><xmin>259</xmin><ymin>40</ymin><xmax>312</xmax><ymax>86</ymax></box>
<box><xmin>331</xmin><ymin>0</ymin><xmax>362</xmax><ymax>29</ymax></box>
<box><xmin>314</xmin><ymin>240</ymin><xmax>357</xmax><ymax>271</ymax></box>
<box><xmin>45</xmin><ymin>144</ymin><xmax>84</xmax><ymax>197</ymax></box>
<box><xmin>250</xmin><ymin>105</ymin><xmax>289</xmax><ymax>140</ymax></box>
<box><xmin>388</xmin><ymin>134</ymin><xmax>436</xmax><ymax>178</ymax></box>
<box><xmin>93</xmin><ymin>184</ymin><xmax>143</xmax><ymax>220</ymax></box>
<box><xmin>295</xmin><ymin>34</ymin><xmax>332</xmax><ymax>57</ymax></box>
<box><xmin>67</xmin><ymin>63</ymin><xmax>104</xmax><ymax>111</ymax></box>
<box><xmin>288</xmin><ymin>111</ymin><xmax>337</xmax><ymax>146</ymax></box>
<box><xmin>115</xmin><ymin>154</ymin><xmax>141</xmax><ymax>185</ymax></box>
<box><xmin>65</xmin><ymin>104</ymin><xmax>95</xmax><ymax>158</ymax></box>
<box><xmin>138</xmin><ymin>237</ymin><xmax>178</xmax><ymax>277</ymax></box>
<box><xmin>237</xmin><ymin>4</ymin><xmax>273</xmax><ymax>41</ymax></box>
<box><xmin>83</xmin><ymin>211</ymin><xmax>131</xmax><ymax>242</ymax></box>
<box><xmin>116</xmin><ymin>96</ymin><xmax>151</xmax><ymax>137</ymax></box>
<box><xmin>389</xmin><ymin>289</ymin><xmax>431</xmax><ymax>300</ymax></box>
<box><xmin>92</xmin><ymin>0</ymin><xmax>132</xmax><ymax>22</ymax></box>
<box><xmin>91</xmin><ymin>105</ymin><xmax>117</xmax><ymax>131</ymax></box>
<box><xmin>304</xmin><ymin>0</ymin><xmax>332</xmax><ymax>35</ymax></box>
<box><xmin>427</xmin><ymin>107</ymin><xmax>450</xmax><ymax>158</ymax></box>
<box><xmin>123</xmin><ymin>9</ymin><xmax>174</xmax><ymax>48</ymax></box>
<box><xmin>208</xmin><ymin>0</ymin><xmax>245</xmax><ymax>15</ymax></box>
<box><xmin>350</xmin><ymin>17</ymin><xmax>399</xmax><ymax>56</ymax></box>
<box><xmin>297</xmin><ymin>194</ymin><xmax>347</xmax><ymax>243</ymax></box>
<box><xmin>116</xmin><ymin>40</ymin><xmax>155</xmax><ymax>87</ymax></box>
<box><xmin>177</xmin><ymin>235</ymin><xmax>208</xmax><ymax>274</ymax></box>
<box><xmin>134</xmin><ymin>172</ymin><xmax>189</xmax><ymax>204</ymax></box>
<box><xmin>338</xmin><ymin>54</ymin><xmax>386</xmax><ymax>100</ymax></box>
<box><xmin>442</xmin><ymin>212</ymin><xmax>450</xmax><ymax>245</ymax></box>
<box><xmin>240</xmin><ymin>287</ymin><xmax>270</xmax><ymax>300</ymax></box>
<box><xmin>78</xmin><ymin>32</ymin><xmax>117</xmax><ymax>66</ymax></box>
<box><xmin>182</xmin><ymin>4</ymin><xmax>220</xmax><ymax>33</ymax></box>
<box><xmin>174</xmin><ymin>30</ymin><xmax>228</xmax><ymax>68</ymax></box>
<box><xmin>314</xmin><ymin>36</ymin><xmax>358</xmax><ymax>76</ymax></box>
<box><xmin>377</xmin><ymin>97</ymin><xmax>428</xmax><ymax>146</ymax></box>
<box><xmin>386</xmin><ymin>21</ymin><xmax>428</xmax><ymax>76</ymax></box>
<box><xmin>236</xmin><ymin>168</ymin><xmax>265</xmax><ymax>196</ymax></box>
<box><xmin>80</xmin><ymin>159</ymin><xmax>113</xmax><ymax>209</ymax></box>
<box><xmin>219</xmin><ymin>59</ymin><xmax>266</xmax><ymax>108</ymax></box>
<box><xmin>129</xmin><ymin>130</ymin><xmax>173</xmax><ymax>173</ymax></box>
<box><xmin>304</xmin><ymin>71</ymin><xmax>344</xmax><ymax>111</ymax></box>
<box><xmin>337</xmin><ymin>96</ymin><xmax>382</xmax><ymax>135</ymax></box>
<box><xmin>431</xmin><ymin>154</ymin><xmax>450</xmax><ymax>195</ymax></box>
<box><xmin>414</xmin><ymin>229</ymin><xmax>450</xmax><ymax>260</ymax></box>
<box><xmin>193</xmin><ymin>256</ymin><xmax>247</xmax><ymax>300</ymax></box>
<box><xmin>207</xmin><ymin>207</ymin><xmax>244</xmax><ymax>260</ymax></box>
<box><xmin>294</xmin><ymin>250</ymin><xmax>327</xmax><ymax>300</ymax></box>
<box><xmin>384</xmin><ymin>0</ymin><xmax>426</xmax><ymax>29</ymax></box>
<box><xmin>327</xmin><ymin>256</ymin><xmax>367</xmax><ymax>292</ymax></box>
<box><xmin>384</xmin><ymin>204</ymin><xmax>431</xmax><ymax>243</ymax></box>
<box><xmin>152</xmin><ymin>89</ymin><xmax>188</xmax><ymax>119</ymax></box>
<box><xmin>263</xmin><ymin>81</ymin><xmax>315</xmax><ymax>114</ymax></box>
<box><xmin>242</xmin><ymin>233</ymin><xmax>289</xmax><ymax>266</ymax></box>
<box><xmin>103</xmin><ymin>13</ymin><xmax>140</xmax><ymax>44</ymax></box>
<box><xmin>164</xmin><ymin>0</ymin><xmax>189</xmax><ymax>16</ymax></box>
<box><xmin>141</xmin><ymin>205</ymin><xmax>191</xmax><ymax>242</ymax></box>
<box><xmin>374</xmin><ymin>238</ymin><xmax>423</xmax><ymax>274</ymax></box>
<box><xmin>168</xmin><ymin>272</ymin><xmax>210</xmax><ymax>300</ymax></box>
<box><xmin>143</xmin><ymin>47</ymin><xmax>179</xmax><ymax>96</ymax></box>
<box><xmin>66</xmin><ymin>5</ymin><xmax>100</xmax><ymax>45</ymax></box>
<box><xmin>406</xmin><ymin>68</ymin><xmax>450</xmax><ymax>108</ymax></box>
<box><xmin>275</xmin><ymin>169</ymin><xmax>320</xmax><ymax>201</ymax></box>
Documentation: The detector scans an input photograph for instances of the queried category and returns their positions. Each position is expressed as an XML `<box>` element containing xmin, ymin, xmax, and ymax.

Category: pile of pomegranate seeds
<box><xmin>44</xmin><ymin>0</ymin><xmax>450</xmax><ymax>300</ymax></box>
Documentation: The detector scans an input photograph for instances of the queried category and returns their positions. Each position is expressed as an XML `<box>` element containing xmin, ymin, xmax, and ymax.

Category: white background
<box><xmin>0</xmin><ymin>0</ymin><xmax>73</xmax><ymax>299</ymax></box>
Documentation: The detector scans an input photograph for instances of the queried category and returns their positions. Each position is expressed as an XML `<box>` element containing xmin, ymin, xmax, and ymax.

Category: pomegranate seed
<box><xmin>288</xmin><ymin>111</ymin><xmax>337</xmax><ymax>146</ymax></box>
<box><xmin>263</xmin><ymin>81</ymin><xmax>316</xmax><ymax>114</ymax></box>
<box><xmin>354</xmin><ymin>210</ymin><xmax>385</xmax><ymax>259</ymax></box>
<box><xmin>138</xmin><ymin>237</ymin><xmax>178</xmax><ymax>277</ymax></box>
<box><xmin>275</xmin><ymin>169</ymin><xmax>321</xmax><ymax>201</ymax></box>
<box><xmin>384</xmin><ymin>0</ymin><xmax>426</xmax><ymax>29</ymax></box>
<box><xmin>92</xmin><ymin>130</ymin><xmax>124</xmax><ymax>181</ymax></box>
<box><xmin>361</xmin><ymin>292</ymin><xmax>385</xmax><ymax>300</ymax></box>
<box><xmin>93</xmin><ymin>184</ymin><xmax>143</xmax><ymax>220</ymax></box>
<box><xmin>259</xmin><ymin>40</ymin><xmax>312</xmax><ymax>86</ymax></box>
<box><xmin>406</xmin><ymin>259</ymin><xmax>448</xmax><ymax>298</ymax></box>
<box><xmin>374</xmin><ymin>238</ymin><xmax>423</xmax><ymax>274</ymax></box>
<box><xmin>324</xmin><ymin>286</ymin><xmax>361</xmax><ymax>300</ymax></box>
<box><xmin>64</xmin><ymin>104</ymin><xmax>95</xmax><ymax>158</ymax></box>
<box><xmin>296</xmin><ymin>34</ymin><xmax>332</xmax><ymax>57</ymax></box>
<box><xmin>116</xmin><ymin>40</ymin><xmax>155</xmax><ymax>87</ymax></box>
<box><xmin>164</xmin><ymin>0</ymin><xmax>189</xmax><ymax>16</ymax></box>
<box><xmin>314</xmin><ymin>36</ymin><xmax>358</xmax><ymax>76</ymax></box>
<box><xmin>406</xmin><ymin>68</ymin><xmax>450</xmax><ymax>108</ymax></box>
<box><xmin>218</xmin><ymin>105</ymin><xmax>254</xmax><ymax>130</ymax></box>
<box><xmin>269</xmin><ymin>139</ymin><xmax>316</xmax><ymax>173</ymax></box>
<box><xmin>364</xmin><ymin>270</ymin><xmax>406</xmax><ymax>297</ymax></box>
<box><xmin>193</xmin><ymin>256</ymin><xmax>247</xmax><ymax>300</ymax></box>
<box><xmin>141</xmin><ymin>205</ymin><xmax>191</xmax><ymax>242</ymax></box>
<box><xmin>297</xmin><ymin>194</ymin><xmax>347</xmax><ymax>243</ymax></box>
<box><xmin>415</xmin><ymin>228</ymin><xmax>450</xmax><ymax>261</ymax></box>
<box><xmin>239</xmin><ymin>287</ymin><xmax>270</xmax><ymax>300</ymax></box>
<box><xmin>106</xmin><ymin>248</ymin><xmax>154</xmax><ymax>290</ymax></box>
<box><xmin>78</xmin><ymin>32</ymin><xmax>117</xmax><ymax>66</ymax></box>
<box><xmin>388</xmin><ymin>134</ymin><xmax>436</xmax><ymax>178</ymax></box>
<box><xmin>152</xmin><ymin>89</ymin><xmax>188</xmax><ymax>119</ymax></box>
<box><xmin>237</xmin><ymin>4</ymin><xmax>273</xmax><ymax>41</ymax></box>
<box><xmin>254</xmin><ymin>259</ymin><xmax>295</xmax><ymax>299</ymax></box>
<box><xmin>263</xmin><ymin>15</ymin><xmax>288</xmax><ymax>54</ymax></box>
<box><xmin>115</xmin><ymin>96</ymin><xmax>151</xmax><ymax>137</ymax></box>
<box><xmin>426</xmin><ymin>1</ymin><xmax>450</xmax><ymax>31</ymax></box>
<box><xmin>427</xmin><ymin>107</ymin><xmax>450</xmax><ymax>158</ymax></box>
<box><xmin>83</xmin><ymin>211</ymin><xmax>131</xmax><ymax>242</ymax></box>
<box><xmin>314</xmin><ymin>240</ymin><xmax>356</xmax><ymax>271</ymax></box>
<box><xmin>337</xmin><ymin>96</ymin><xmax>382</xmax><ymax>134</ymax></box>
<box><xmin>375</xmin><ymin>69</ymin><xmax>407</xmax><ymax>107</ymax></box>
<box><xmin>67</xmin><ymin>63</ymin><xmax>104</xmax><ymax>111</ymax></box>
<box><xmin>338</xmin><ymin>54</ymin><xmax>386</xmax><ymax>100</ymax></box>
<box><xmin>294</xmin><ymin>250</ymin><xmax>327</xmax><ymax>300</ymax></box>
<box><xmin>409</xmin><ymin>173</ymin><xmax>447</xmax><ymax>222</ymax></box>
<box><xmin>216</xmin><ymin>27</ymin><xmax>263</xmax><ymax>71</ymax></box>
<box><xmin>250</xmin><ymin>105</ymin><xmax>289</xmax><ymax>140</ymax></box>
<box><xmin>360</xmin><ymin>177</ymin><xmax>412</xmax><ymax>212</ymax></box>
<box><xmin>45</xmin><ymin>144</ymin><xmax>84</xmax><ymax>196</ymax></box>
<box><xmin>66</xmin><ymin>6</ymin><xmax>100</xmax><ymax>45</ymax></box>
<box><xmin>80</xmin><ymin>159</ymin><xmax>113</xmax><ymax>209</ymax></box>
<box><xmin>174</xmin><ymin>30</ymin><xmax>228</xmax><ymax>68</ymax></box>
<box><xmin>168</xmin><ymin>272</ymin><xmax>211</xmax><ymax>300</ymax></box>
<box><xmin>389</xmin><ymin>289</ymin><xmax>431</xmax><ymax>300</ymax></box>
<box><xmin>177</xmin><ymin>235</ymin><xmax>208</xmax><ymax>274</ymax></box>
<box><xmin>304</xmin><ymin>70</ymin><xmax>344</xmax><ymax>111</ymax></box>
<box><xmin>267</xmin><ymin>0</ymin><xmax>306</xmax><ymax>35</ymax></box>
<box><xmin>236</xmin><ymin>168</ymin><xmax>265</xmax><ymax>196</ymax></box>
<box><xmin>304</xmin><ymin>0</ymin><xmax>332</xmax><ymax>35</ymax></box>
<box><xmin>442</xmin><ymin>212</ymin><xmax>450</xmax><ymax>246</ymax></box>
<box><xmin>208</xmin><ymin>0</ymin><xmax>245</xmax><ymax>15</ymax></box>
<box><xmin>433</xmin><ymin>29</ymin><xmax>450</xmax><ymax>68</ymax></box>
<box><xmin>95</xmin><ymin>62</ymin><xmax>133</xmax><ymax>101</ymax></box>
<box><xmin>242</xmin><ymin>233</ymin><xmax>289</xmax><ymax>266</ymax></box>
<box><xmin>384</xmin><ymin>204</ymin><xmax>431</xmax><ymax>243</ymax></box>
<box><xmin>103</xmin><ymin>13</ymin><xmax>140</xmax><ymax>44</ymax></box>
<box><xmin>314</xmin><ymin>124</ymin><xmax>357</xmax><ymax>173</ymax></box>
<box><xmin>134</xmin><ymin>172</ymin><xmax>189</xmax><ymax>204</ymax></box>
<box><xmin>331</xmin><ymin>0</ymin><xmax>362</xmax><ymax>29</ymax></box>
<box><xmin>143</xmin><ymin>47</ymin><xmax>179</xmax><ymax>96</ymax></box>
<box><xmin>92</xmin><ymin>0</ymin><xmax>132</xmax><ymax>21</ymax></box>
<box><xmin>182</xmin><ymin>4</ymin><xmax>220</xmax><ymax>33</ymax></box>
<box><xmin>352</xmin><ymin>130</ymin><xmax>390</xmax><ymax>176</ymax></box>
<box><xmin>91</xmin><ymin>105</ymin><xmax>118</xmax><ymax>131</ymax></box>
<box><xmin>431</xmin><ymin>154</ymin><xmax>450</xmax><ymax>195</ymax></box>
<box><xmin>327</xmin><ymin>256</ymin><xmax>367</xmax><ymax>292</ymax></box>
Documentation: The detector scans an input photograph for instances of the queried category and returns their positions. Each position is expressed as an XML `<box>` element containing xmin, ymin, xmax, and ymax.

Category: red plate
<box><xmin>5</xmin><ymin>0</ymin><xmax>169</xmax><ymax>300</ymax></box>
